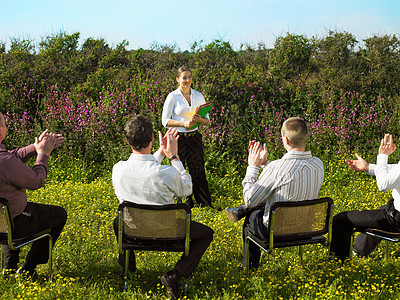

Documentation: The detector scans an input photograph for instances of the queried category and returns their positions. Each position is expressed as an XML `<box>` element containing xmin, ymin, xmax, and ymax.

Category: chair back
<box><xmin>0</xmin><ymin>198</ymin><xmax>13</xmax><ymax>241</ymax></box>
<box><xmin>118</xmin><ymin>202</ymin><xmax>190</xmax><ymax>241</ymax></box>
<box><xmin>269</xmin><ymin>197</ymin><xmax>333</xmax><ymax>241</ymax></box>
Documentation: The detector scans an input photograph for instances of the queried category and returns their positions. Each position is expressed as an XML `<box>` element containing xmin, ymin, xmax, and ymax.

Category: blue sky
<box><xmin>1</xmin><ymin>0</ymin><xmax>399</xmax><ymax>51</ymax></box>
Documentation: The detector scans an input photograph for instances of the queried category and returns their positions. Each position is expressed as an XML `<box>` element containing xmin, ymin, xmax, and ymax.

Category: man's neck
<box><xmin>131</xmin><ymin>144</ymin><xmax>152</xmax><ymax>155</ymax></box>
<box><xmin>288</xmin><ymin>147</ymin><xmax>305</xmax><ymax>152</ymax></box>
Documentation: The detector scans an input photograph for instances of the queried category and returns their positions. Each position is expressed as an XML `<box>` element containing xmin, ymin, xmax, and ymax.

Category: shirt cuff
<box><xmin>153</xmin><ymin>149</ymin><xmax>164</xmax><ymax>163</ymax></box>
<box><xmin>36</xmin><ymin>153</ymin><xmax>49</xmax><ymax>166</ymax></box>
<box><xmin>377</xmin><ymin>154</ymin><xmax>388</xmax><ymax>165</ymax></box>
<box><xmin>162</xmin><ymin>118</ymin><xmax>171</xmax><ymax>128</ymax></box>
<box><xmin>171</xmin><ymin>160</ymin><xmax>186</xmax><ymax>172</ymax></box>
<box><xmin>368</xmin><ymin>163</ymin><xmax>376</xmax><ymax>176</ymax></box>
<box><xmin>261</xmin><ymin>160</ymin><xmax>270</xmax><ymax>169</ymax></box>
<box><xmin>246</xmin><ymin>165</ymin><xmax>259</xmax><ymax>178</ymax></box>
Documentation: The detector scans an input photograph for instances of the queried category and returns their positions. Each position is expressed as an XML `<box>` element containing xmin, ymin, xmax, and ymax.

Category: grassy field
<box><xmin>1</xmin><ymin>157</ymin><xmax>400</xmax><ymax>299</ymax></box>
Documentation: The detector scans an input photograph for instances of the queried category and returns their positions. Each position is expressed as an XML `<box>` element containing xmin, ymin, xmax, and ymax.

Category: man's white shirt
<box><xmin>112</xmin><ymin>150</ymin><xmax>192</xmax><ymax>205</ymax></box>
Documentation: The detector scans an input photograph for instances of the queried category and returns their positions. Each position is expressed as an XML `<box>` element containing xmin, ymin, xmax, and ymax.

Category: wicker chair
<box><xmin>0</xmin><ymin>198</ymin><xmax>53</xmax><ymax>279</ymax></box>
<box><xmin>117</xmin><ymin>201</ymin><xmax>191</xmax><ymax>291</ymax></box>
<box><xmin>244</xmin><ymin>197</ymin><xmax>334</xmax><ymax>272</ymax></box>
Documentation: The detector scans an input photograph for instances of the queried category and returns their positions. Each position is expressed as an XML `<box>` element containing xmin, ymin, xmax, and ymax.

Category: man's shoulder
<box><xmin>273</xmin><ymin>152</ymin><xmax>323</xmax><ymax>168</ymax></box>
<box><xmin>112</xmin><ymin>159</ymin><xmax>127</xmax><ymax>170</ymax></box>
<box><xmin>309</xmin><ymin>155</ymin><xmax>324</xmax><ymax>166</ymax></box>
<box><xmin>0</xmin><ymin>149</ymin><xmax>18</xmax><ymax>163</ymax></box>
<box><xmin>312</xmin><ymin>155</ymin><xmax>323</xmax><ymax>162</ymax></box>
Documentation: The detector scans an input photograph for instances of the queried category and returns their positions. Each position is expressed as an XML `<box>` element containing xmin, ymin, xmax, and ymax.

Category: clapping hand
<box><xmin>159</xmin><ymin>128</ymin><xmax>179</xmax><ymax>158</ymax></box>
<box><xmin>379</xmin><ymin>133</ymin><xmax>396</xmax><ymax>156</ymax></box>
<box><xmin>35</xmin><ymin>130</ymin><xmax>65</xmax><ymax>156</ymax></box>
<box><xmin>248</xmin><ymin>140</ymin><xmax>268</xmax><ymax>167</ymax></box>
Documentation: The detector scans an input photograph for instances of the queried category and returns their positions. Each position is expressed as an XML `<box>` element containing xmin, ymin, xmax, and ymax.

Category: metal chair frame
<box><xmin>350</xmin><ymin>228</ymin><xmax>400</xmax><ymax>262</ymax></box>
<box><xmin>245</xmin><ymin>197</ymin><xmax>334</xmax><ymax>272</ymax></box>
<box><xmin>0</xmin><ymin>198</ymin><xmax>53</xmax><ymax>279</ymax></box>
<box><xmin>117</xmin><ymin>201</ymin><xmax>191</xmax><ymax>291</ymax></box>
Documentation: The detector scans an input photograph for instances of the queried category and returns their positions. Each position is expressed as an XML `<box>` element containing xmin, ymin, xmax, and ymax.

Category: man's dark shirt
<box><xmin>0</xmin><ymin>143</ymin><xmax>48</xmax><ymax>218</ymax></box>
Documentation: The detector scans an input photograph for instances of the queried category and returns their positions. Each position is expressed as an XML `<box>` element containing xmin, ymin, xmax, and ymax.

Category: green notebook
<box><xmin>188</xmin><ymin>102</ymin><xmax>213</xmax><ymax>130</ymax></box>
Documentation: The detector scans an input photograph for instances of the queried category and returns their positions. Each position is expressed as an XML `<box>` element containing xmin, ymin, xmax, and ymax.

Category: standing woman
<box><xmin>162</xmin><ymin>66</ymin><xmax>212</xmax><ymax>208</ymax></box>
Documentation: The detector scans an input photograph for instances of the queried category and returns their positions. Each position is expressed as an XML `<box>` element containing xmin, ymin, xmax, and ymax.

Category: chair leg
<box><xmin>298</xmin><ymin>246</ymin><xmax>303</xmax><ymax>266</ymax></box>
<box><xmin>124</xmin><ymin>250</ymin><xmax>129</xmax><ymax>291</ymax></box>
<box><xmin>385</xmin><ymin>240</ymin><xmax>389</xmax><ymax>262</ymax></box>
<box><xmin>1</xmin><ymin>245</ymin><xmax>3</xmax><ymax>270</ymax></box>
<box><xmin>349</xmin><ymin>231</ymin><xmax>356</xmax><ymax>260</ymax></box>
<box><xmin>245</xmin><ymin>237</ymin><xmax>250</xmax><ymax>273</ymax></box>
<box><xmin>48</xmin><ymin>236</ymin><xmax>53</xmax><ymax>281</ymax></box>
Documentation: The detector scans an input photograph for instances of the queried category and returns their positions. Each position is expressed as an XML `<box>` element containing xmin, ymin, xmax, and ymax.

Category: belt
<box><xmin>178</xmin><ymin>131</ymin><xmax>197</xmax><ymax>138</ymax></box>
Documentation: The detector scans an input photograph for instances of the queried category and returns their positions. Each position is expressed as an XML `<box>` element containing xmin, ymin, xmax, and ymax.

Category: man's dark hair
<box><xmin>124</xmin><ymin>115</ymin><xmax>153</xmax><ymax>151</ymax></box>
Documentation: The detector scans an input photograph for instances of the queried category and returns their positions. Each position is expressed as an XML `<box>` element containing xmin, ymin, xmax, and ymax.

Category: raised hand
<box><xmin>249</xmin><ymin>140</ymin><xmax>268</xmax><ymax>165</ymax></box>
<box><xmin>248</xmin><ymin>141</ymin><xmax>264</xmax><ymax>167</ymax></box>
<box><xmin>34</xmin><ymin>132</ymin><xmax>64</xmax><ymax>156</ymax></box>
<box><xmin>159</xmin><ymin>128</ymin><xmax>179</xmax><ymax>158</ymax></box>
<box><xmin>379</xmin><ymin>133</ymin><xmax>396</xmax><ymax>156</ymax></box>
<box><xmin>38</xmin><ymin>129</ymin><xmax>49</xmax><ymax>142</ymax></box>
<box><xmin>259</xmin><ymin>143</ymin><xmax>268</xmax><ymax>165</ymax></box>
<box><xmin>345</xmin><ymin>153</ymin><xmax>369</xmax><ymax>172</ymax></box>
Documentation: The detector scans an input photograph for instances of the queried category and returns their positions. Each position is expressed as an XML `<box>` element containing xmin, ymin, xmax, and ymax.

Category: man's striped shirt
<box><xmin>242</xmin><ymin>150</ymin><xmax>324</xmax><ymax>225</ymax></box>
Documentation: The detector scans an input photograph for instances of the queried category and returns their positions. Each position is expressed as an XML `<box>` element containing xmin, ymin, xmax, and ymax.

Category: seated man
<box><xmin>0</xmin><ymin>112</ymin><xmax>67</xmax><ymax>278</ymax></box>
<box><xmin>330</xmin><ymin>133</ymin><xmax>400</xmax><ymax>261</ymax></box>
<box><xmin>112</xmin><ymin>115</ymin><xmax>213</xmax><ymax>299</ymax></box>
<box><xmin>225</xmin><ymin>117</ymin><xmax>324</xmax><ymax>269</ymax></box>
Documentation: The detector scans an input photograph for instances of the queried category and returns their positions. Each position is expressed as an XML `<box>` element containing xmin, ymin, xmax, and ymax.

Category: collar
<box><xmin>128</xmin><ymin>153</ymin><xmax>157</xmax><ymax>161</ymax></box>
<box><xmin>0</xmin><ymin>144</ymin><xmax>6</xmax><ymax>152</ymax></box>
<box><xmin>176</xmin><ymin>88</ymin><xmax>194</xmax><ymax>96</ymax></box>
<box><xmin>282</xmin><ymin>150</ymin><xmax>312</xmax><ymax>159</ymax></box>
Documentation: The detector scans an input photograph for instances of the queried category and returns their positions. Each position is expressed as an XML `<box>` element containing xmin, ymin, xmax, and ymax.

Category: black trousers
<box><xmin>3</xmin><ymin>202</ymin><xmax>67</xmax><ymax>270</ymax></box>
<box><xmin>178</xmin><ymin>132</ymin><xmax>212</xmax><ymax>207</ymax></box>
<box><xmin>330</xmin><ymin>199</ymin><xmax>400</xmax><ymax>260</ymax></box>
<box><xmin>242</xmin><ymin>208</ymin><xmax>269</xmax><ymax>269</ymax></box>
<box><xmin>113</xmin><ymin>216</ymin><xmax>213</xmax><ymax>278</ymax></box>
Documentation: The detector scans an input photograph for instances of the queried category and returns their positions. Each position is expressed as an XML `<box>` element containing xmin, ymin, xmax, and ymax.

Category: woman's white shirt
<box><xmin>162</xmin><ymin>88</ymin><xmax>209</xmax><ymax>132</ymax></box>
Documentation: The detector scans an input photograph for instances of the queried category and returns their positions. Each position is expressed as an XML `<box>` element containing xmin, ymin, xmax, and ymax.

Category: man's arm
<box><xmin>9</xmin><ymin>145</ymin><xmax>37</xmax><ymax>163</ymax></box>
<box><xmin>158</xmin><ymin>128</ymin><xmax>192</xmax><ymax>197</ymax></box>
<box><xmin>243</xmin><ymin>141</ymin><xmax>273</xmax><ymax>208</ymax></box>
<box><xmin>7</xmin><ymin>131</ymin><xmax>64</xmax><ymax>190</ymax></box>
<box><xmin>5</xmin><ymin>153</ymin><xmax>49</xmax><ymax>190</ymax></box>
<box><xmin>374</xmin><ymin>134</ymin><xmax>400</xmax><ymax>191</ymax></box>
<box><xmin>154</xmin><ymin>128</ymin><xmax>180</xmax><ymax>163</ymax></box>
<box><xmin>10</xmin><ymin>130</ymin><xmax>64</xmax><ymax>162</ymax></box>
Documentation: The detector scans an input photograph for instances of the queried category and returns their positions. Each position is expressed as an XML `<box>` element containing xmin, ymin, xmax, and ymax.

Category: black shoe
<box><xmin>225</xmin><ymin>205</ymin><xmax>246</xmax><ymax>223</ymax></box>
<box><xmin>161</xmin><ymin>270</ymin><xmax>180</xmax><ymax>299</ymax></box>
